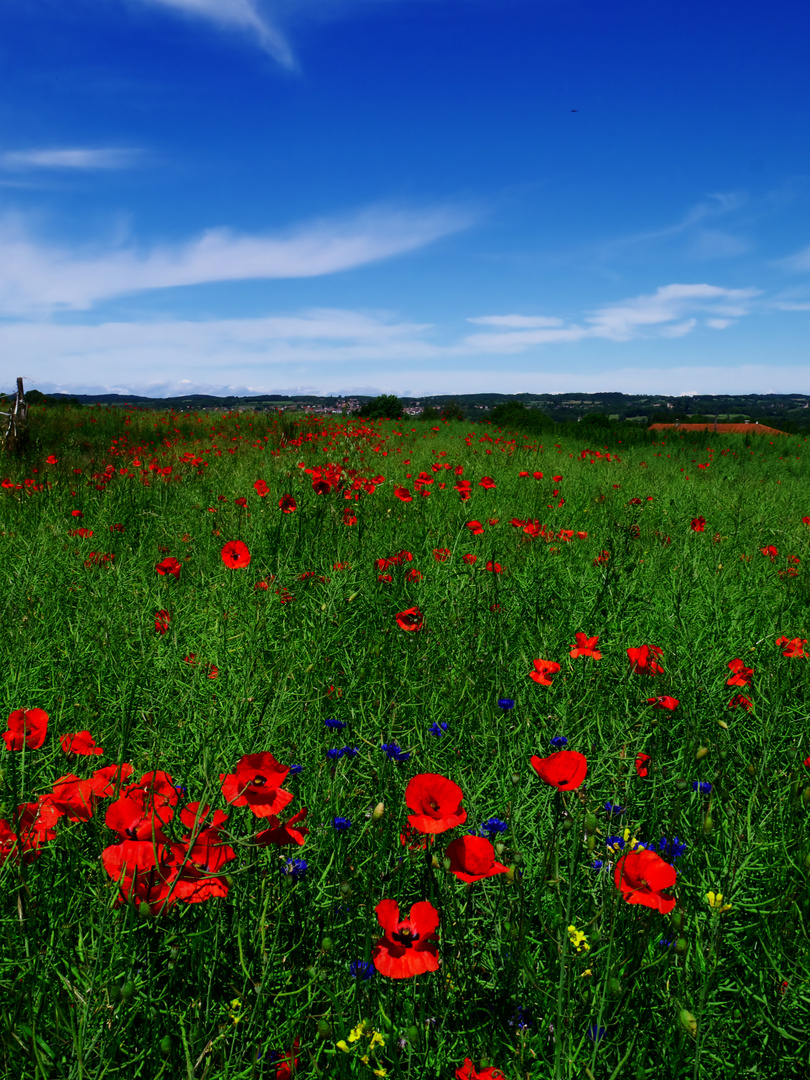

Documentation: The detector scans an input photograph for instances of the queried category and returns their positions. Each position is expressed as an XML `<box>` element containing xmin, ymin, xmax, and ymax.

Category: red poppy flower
<box><xmin>221</xmin><ymin>540</ymin><xmax>251</xmax><ymax>569</ymax></box>
<box><xmin>760</xmin><ymin>544</ymin><xmax>778</xmax><ymax>561</ymax></box>
<box><xmin>433</xmin><ymin>548</ymin><xmax>451</xmax><ymax>562</ymax></box>
<box><xmin>343</xmin><ymin>510</ymin><xmax>357</xmax><ymax>525</ymax></box>
<box><xmin>466</xmin><ymin>520</ymin><xmax>484</xmax><ymax>535</ymax></box>
<box><xmin>101</xmin><ymin>837</ymin><xmax>179</xmax><ymax>912</ymax></box>
<box><xmin>593</xmin><ymin>550</ymin><xmax>610</xmax><ymax>565</ymax></box>
<box><xmin>69</xmin><ymin>527</ymin><xmax>93</xmax><ymax>538</ymax></box>
<box><xmin>395</xmin><ymin>606</ymin><xmax>424</xmax><ymax>632</ymax></box>
<box><xmin>405</xmin><ymin>773</ymin><xmax>466</xmax><ymax>834</ymax></box>
<box><xmin>776</xmin><ymin>636</ymin><xmax>807</xmax><ymax>658</ymax></box>
<box><xmin>614</xmin><ymin>848</ymin><xmax>677</xmax><ymax>914</ymax></box>
<box><xmin>60</xmin><ymin>730</ymin><xmax>103</xmax><ymax>756</ymax></box>
<box><xmin>627</xmin><ymin>644</ymin><xmax>664</xmax><ymax>676</ymax></box>
<box><xmin>3</xmin><ymin>708</ymin><xmax>49</xmax><ymax>751</ymax></box>
<box><xmin>634</xmin><ymin>752</ymin><xmax>651</xmax><ymax>777</ymax></box>
<box><xmin>279</xmin><ymin>494</ymin><xmax>297</xmax><ymax>513</ymax></box>
<box><xmin>726</xmin><ymin>658</ymin><xmax>753</xmax><ymax>687</ymax></box>
<box><xmin>530</xmin><ymin>750</ymin><xmax>587</xmax><ymax>790</ymax></box>
<box><xmin>405</xmin><ymin>568</ymin><xmax>423</xmax><ymax>582</ymax></box>
<box><xmin>529</xmin><ymin>658</ymin><xmax>561</xmax><ymax>686</ymax></box>
<box><xmin>45</xmin><ymin>455</ymin><xmax>58</xmax><ymax>464</ymax></box>
<box><xmin>371</xmin><ymin>898</ymin><xmax>440</xmax><ymax>979</ymax></box>
<box><xmin>50</xmin><ymin>774</ymin><xmax>98</xmax><ymax>822</ymax></box>
<box><xmin>71</xmin><ymin>510</ymin><xmax>83</xmax><ymax>518</ymax></box>
<box><xmin>479</xmin><ymin>476</ymin><xmax>496</xmax><ymax>490</ymax></box>
<box><xmin>455</xmin><ymin>1060</ymin><xmax>506</xmax><ymax>1080</ymax></box>
<box><xmin>220</xmin><ymin>752</ymin><xmax>294</xmax><ymax>819</ymax></box>
<box><xmin>570</xmin><ymin>633</ymin><xmax>602</xmax><ymax>660</ymax></box>
<box><xmin>647</xmin><ymin>696</ymin><xmax>679</xmax><ymax>711</ymax></box>
<box><xmin>273</xmin><ymin>1040</ymin><xmax>300</xmax><ymax>1080</ymax></box>
<box><xmin>445</xmin><ymin>835</ymin><xmax>508</xmax><ymax>883</ymax></box>
<box><xmin>690</xmin><ymin>516</ymin><xmax>706</xmax><ymax>532</ymax></box>
<box><xmin>394</xmin><ymin>485</ymin><xmax>413</xmax><ymax>502</ymax></box>
<box><xmin>90</xmin><ymin>762</ymin><xmax>134</xmax><ymax>798</ymax></box>
<box><xmin>234</xmin><ymin>497</ymin><xmax>248</xmax><ymax>509</ymax></box>
<box><xmin>156</xmin><ymin>556</ymin><xmax>181</xmax><ymax>579</ymax></box>
<box><xmin>105</xmin><ymin>788</ymin><xmax>174</xmax><ymax>842</ymax></box>
<box><xmin>253</xmin><ymin>479</ymin><xmax>269</xmax><ymax>497</ymax></box>
<box><xmin>254</xmin><ymin>808</ymin><xmax>309</xmax><ymax>847</ymax></box>
<box><xmin>462</xmin><ymin>553</ymin><xmax>477</xmax><ymax>565</ymax></box>
<box><xmin>727</xmin><ymin>693</ymin><xmax>753</xmax><ymax>711</ymax></box>
<box><xmin>154</xmin><ymin>609</ymin><xmax>171</xmax><ymax>634</ymax></box>
<box><xmin>485</xmin><ymin>561</ymin><xmax>503</xmax><ymax>573</ymax></box>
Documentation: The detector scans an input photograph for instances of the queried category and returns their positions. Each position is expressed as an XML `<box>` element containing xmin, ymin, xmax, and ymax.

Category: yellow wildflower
<box><xmin>706</xmin><ymin>891</ymin><xmax>732</xmax><ymax>913</ymax></box>
<box><xmin>337</xmin><ymin>1040</ymin><xmax>351</xmax><ymax>1053</ymax></box>
<box><xmin>349</xmin><ymin>1021</ymin><xmax>367</xmax><ymax>1043</ymax></box>
<box><xmin>567</xmin><ymin>924</ymin><xmax>590</xmax><ymax>953</ymax></box>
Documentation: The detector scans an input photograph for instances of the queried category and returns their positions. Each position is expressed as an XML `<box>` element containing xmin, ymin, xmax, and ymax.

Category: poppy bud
<box><xmin>380</xmin><ymin>1009</ymin><xmax>394</xmax><ymax>1032</ymax></box>
<box><xmin>306</xmin><ymin>967</ymin><xmax>318</xmax><ymax>981</ymax></box>
<box><xmin>512</xmin><ymin>851</ymin><xmax>524</xmax><ymax>865</ymax></box>
<box><xmin>306</xmin><ymin>664</ymin><xmax>314</xmax><ymax>673</ymax></box>
<box><xmin>746</xmin><ymin>763</ymin><xmax>757</xmax><ymax>776</ymax></box>
<box><xmin>340</xmin><ymin>881</ymin><xmax>352</xmax><ymax>898</ymax></box>
<box><xmin>802</xmin><ymin>787</ymin><xmax>810</xmax><ymax>807</ymax></box>
<box><xmin>348</xmin><ymin>592</ymin><xmax>358</xmax><ymax>603</ymax></box>
<box><xmin>407</xmin><ymin>1025</ymin><xmax>419</xmax><ymax>1045</ymax></box>
<box><xmin>321</xmin><ymin>937</ymin><xmax>333</xmax><ymax>954</ymax></box>
<box><xmin>671</xmin><ymin>910</ymin><xmax>684</xmax><ymax>931</ymax></box>
<box><xmin>679</xmin><ymin>1009</ymin><xmax>697</xmax><ymax>1038</ymax></box>
<box><xmin>372</xmin><ymin>802</ymin><xmax>385</xmax><ymax>820</ymax></box>
<box><xmin>702</xmin><ymin>813</ymin><xmax>713</xmax><ymax>835</ymax></box>
<box><xmin>316</xmin><ymin>1019</ymin><xmax>331</xmax><ymax>1039</ymax></box>
<box><xmin>585</xmin><ymin>812</ymin><xmax>598</xmax><ymax>835</ymax></box>
<box><xmin>511</xmin><ymin>772</ymin><xmax>520</xmax><ymax>785</ymax></box>
<box><xmin>109</xmin><ymin>984</ymin><xmax>122</xmax><ymax>1004</ymax></box>
<box><xmin>717</xmin><ymin>720</ymin><xmax>728</xmax><ymax>730</ymax></box>
<box><xmin>442</xmin><ymin>857</ymin><xmax>452</xmax><ymax>871</ymax></box>
<box><xmin>587</xmin><ymin>836</ymin><xmax>596</xmax><ymax>852</ymax></box>
<box><xmin>138</xmin><ymin>901</ymin><xmax>151</xmax><ymax>919</ymax></box>
<box><xmin>495</xmin><ymin>842</ymin><xmax>506</xmax><ymax>856</ymax></box>
<box><xmin>226</xmin><ymin>875</ymin><xmax>235</xmax><ymax>888</ymax></box>
<box><xmin>609</xmin><ymin>977</ymin><xmax>622</xmax><ymax>998</ymax></box>
<box><xmin>562</xmin><ymin>818</ymin><xmax>574</xmax><ymax>831</ymax></box>
<box><xmin>160</xmin><ymin>1035</ymin><xmax>172</xmax><ymax>1058</ymax></box>
<box><xmin>696</xmin><ymin>746</ymin><xmax>710</xmax><ymax>761</ymax></box>
<box><xmin>120</xmin><ymin>982</ymin><xmax>136</xmax><ymax>1003</ymax></box>
<box><xmin>675</xmin><ymin>938</ymin><xmax>689</xmax><ymax>956</ymax></box>
<box><xmin>506</xmin><ymin>864</ymin><xmax>516</xmax><ymax>882</ymax></box>
<box><xmin>675</xmin><ymin>778</ymin><xmax>688</xmax><ymax>791</ymax></box>
<box><xmin>431</xmin><ymin>854</ymin><xmax>440</xmax><ymax>868</ymax></box>
<box><xmin>719</xmin><ymin>749</ymin><xmax>728</xmax><ymax>760</ymax></box>
<box><xmin>321</xmin><ymin>603</ymin><xmax>327</xmax><ymax>612</ymax></box>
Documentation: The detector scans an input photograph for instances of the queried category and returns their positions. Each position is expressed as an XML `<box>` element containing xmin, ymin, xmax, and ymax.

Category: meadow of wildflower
<box><xmin>0</xmin><ymin>404</ymin><xmax>808</xmax><ymax>1080</ymax></box>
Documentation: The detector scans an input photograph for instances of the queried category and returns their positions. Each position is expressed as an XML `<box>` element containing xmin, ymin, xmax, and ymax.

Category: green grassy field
<box><xmin>0</xmin><ymin>405</ymin><xmax>808</xmax><ymax>1080</ymax></box>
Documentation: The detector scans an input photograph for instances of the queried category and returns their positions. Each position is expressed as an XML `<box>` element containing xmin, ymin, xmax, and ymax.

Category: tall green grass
<box><xmin>0</xmin><ymin>406</ymin><xmax>807</xmax><ymax>1079</ymax></box>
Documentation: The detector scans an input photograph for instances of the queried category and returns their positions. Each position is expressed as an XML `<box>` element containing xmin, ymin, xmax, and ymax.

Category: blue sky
<box><xmin>2</xmin><ymin>0</ymin><xmax>810</xmax><ymax>398</ymax></box>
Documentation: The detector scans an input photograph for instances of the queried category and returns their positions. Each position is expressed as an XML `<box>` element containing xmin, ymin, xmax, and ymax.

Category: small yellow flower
<box><xmin>567</xmin><ymin>924</ymin><xmax>590</xmax><ymax>953</ymax></box>
<box><xmin>623</xmin><ymin>828</ymin><xmax>642</xmax><ymax>850</ymax></box>
<box><xmin>373</xmin><ymin>1070</ymin><xmax>387</xmax><ymax>1078</ymax></box>
<box><xmin>369</xmin><ymin>1031</ymin><xmax>385</xmax><ymax>1049</ymax></box>
<box><xmin>337</xmin><ymin>1040</ymin><xmax>351</xmax><ymax>1053</ymax></box>
<box><xmin>580</xmin><ymin>968</ymin><xmax>593</xmax><ymax>978</ymax></box>
<box><xmin>349</xmin><ymin>1021</ymin><xmax>367</xmax><ymax>1043</ymax></box>
<box><xmin>706</xmin><ymin>891</ymin><xmax>732</xmax><ymax>913</ymax></box>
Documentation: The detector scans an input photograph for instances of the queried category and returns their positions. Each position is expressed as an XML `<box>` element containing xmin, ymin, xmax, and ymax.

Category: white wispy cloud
<box><xmin>134</xmin><ymin>0</ymin><xmax>296</xmax><ymax>67</ymax></box>
<box><xmin>0</xmin><ymin>148</ymin><xmax>143</xmax><ymax>171</ymax></box>
<box><xmin>773</xmin><ymin>245</ymin><xmax>810</xmax><ymax>273</ymax></box>
<box><xmin>0</xmin><ymin>203</ymin><xmax>475</xmax><ymax>314</ymax></box>
<box><xmin>463</xmin><ymin>284</ymin><xmax>759</xmax><ymax>353</ymax></box>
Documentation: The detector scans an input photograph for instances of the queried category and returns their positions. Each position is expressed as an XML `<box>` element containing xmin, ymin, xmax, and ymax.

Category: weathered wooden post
<box><xmin>2</xmin><ymin>377</ymin><xmax>30</xmax><ymax>453</ymax></box>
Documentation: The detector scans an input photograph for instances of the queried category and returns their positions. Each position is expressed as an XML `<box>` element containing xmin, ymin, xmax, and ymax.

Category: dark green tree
<box><xmin>356</xmin><ymin>394</ymin><xmax>404</xmax><ymax>420</ymax></box>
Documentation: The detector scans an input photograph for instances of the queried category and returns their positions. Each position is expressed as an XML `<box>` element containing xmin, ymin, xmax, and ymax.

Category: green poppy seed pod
<box><xmin>675</xmin><ymin>938</ymin><xmax>689</xmax><ymax>956</ymax></box>
<box><xmin>109</xmin><ymin>984</ymin><xmax>122</xmax><ymax>1004</ymax></box>
<box><xmin>321</xmin><ymin>937</ymin><xmax>333</xmax><ymax>954</ymax></box>
<box><xmin>348</xmin><ymin>592</ymin><xmax>358</xmax><ymax>603</ymax></box>
<box><xmin>675</xmin><ymin>778</ymin><xmax>688</xmax><ymax>791</ymax></box>
<box><xmin>511</xmin><ymin>772</ymin><xmax>520</xmax><ymax>785</ymax></box>
<box><xmin>407</xmin><ymin>1025</ymin><xmax>419</xmax><ymax>1045</ymax></box>
<box><xmin>339</xmin><ymin>881</ymin><xmax>352</xmax><ymax>898</ymax></box>
<box><xmin>802</xmin><ymin>786</ymin><xmax>810</xmax><ymax>806</ymax></box>
<box><xmin>495</xmin><ymin>842</ymin><xmax>506</xmax><ymax>856</ymax></box>
<box><xmin>512</xmin><ymin>851</ymin><xmax>524</xmax><ymax>865</ymax></box>
<box><xmin>506</xmin><ymin>864</ymin><xmax>516</xmax><ymax>882</ymax></box>
<box><xmin>746</xmin><ymin>763</ymin><xmax>758</xmax><ymax>776</ymax></box>
<box><xmin>316</xmin><ymin>1019</ymin><xmax>331</xmax><ymax>1039</ymax></box>
<box><xmin>306</xmin><ymin>967</ymin><xmax>318</xmax><ymax>981</ymax></box>
<box><xmin>431</xmin><ymin>855</ymin><xmax>440</xmax><ymax>869</ymax></box>
<box><xmin>585</xmin><ymin>812</ymin><xmax>598</xmax><ymax>835</ymax></box>
<box><xmin>226</xmin><ymin>875</ymin><xmax>235</xmax><ymax>888</ymax></box>
<box><xmin>587</xmin><ymin>835</ymin><xmax>596</xmax><ymax>852</ymax></box>
<box><xmin>703</xmin><ymin>813</ymin><xmax>714</xmax><ymax>835</ymax></box>
<box><xmin>138</xmin><ymin>901</ymin><xmax>151</xmax><ymax>920</ymax></box>
<box><xmin>696</xmin><ymin>746</ymin><xmax>710</xmax><ymax>761</ymax></box>
<box><xmin>719</xmin><ymin>749</ymin><xmax>728</xmax><ymax>761</ymax></box>
<box><xmin>120</xmin><ymin>982</ymin><xmax>136</xmax><ymax>1004</ymax></box>
<box><xmin>609</xmin><ymin>977</ymin><xmax>622</xmax><ymax>998</ymax></box>
<box><xmin>562</xmin><ymin>818</ymin><xmax>574</xmax><ymax>831</ymax></box>
<box><xmin>679</xmin><ymin>1010</ymin><xmax>697</xmax><ymax>1038</ymax></box>
<box><xmin>671</xmin><ymin>910</ymin><xmax>684</xmax><ymax>931</ymax></box>
<box><xmin>159</xmin><ymin>1035</ymin><xmax>172</xmax><ymax>1058</ymax></box>
<box><xmin>442</xmin><ymin>857</ymin><xmax>452</xmax><ymax>872</ymax></box>
<box><xmin>372</xmin><ymin>802</ymin><xmax>385</xmax><ymax>820</ymax></box>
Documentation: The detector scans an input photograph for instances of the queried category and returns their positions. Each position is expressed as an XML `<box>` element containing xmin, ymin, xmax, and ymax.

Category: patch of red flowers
<box><xmin>220</xmin><ymin>752</ymin><xmax>294</xmax><ymax>819</ymax></box>
<box><xmin>405</xmin><ymin>773</ymin><xmax>466</xmax><ymax>834</ymax></box>
<box><xmin>635</xmin><ymin>753</ymin><xmax>651</xmax><ymax>778</ymax></box>
<box><xmin>279</xmin><ymin>494</ymin><xmax>297</xmax><ymax>513</ymax></box>
<box><xmin>530</xmin><ymin>750</ymin><xmax>587</xmax><ymax>791</ymax></box>
<box><xmin>614</xmin><ymin>848</ymin><xmax>677</xmax><ymax>914</ymax></box>
<box><xmin>627</xmin><ymin>644</ymin><xmax>664</xmax><ymax>676</ymax></box>
<box><xmin>728</xmin><ymin>693</ymin><xmax>753</xmax><ymax>711</ymax></box>
<box><xmin>371</xmin><ymin>899</ymin><xmax>440</xmax><ymax>979</ymax></box>
<box><xmin>254</xmin><ymin>808</ymin><xmax>309</xmax><ymax>847</ymax></box>
<box><xmin>648</xmin><ymin>696</ymin><xmax>679</xmax><ymax>711</ymax></box>
<box><xmin>69</xmin><ymin>527</ymin><xmax>93</xmax><ymax>538</ymax></box>
<box><xmin>156</xmin><ymin>556</ymin><xmax>181</xmax><ymax>579</ymax></box>
<box><xmin>726</xmin><ymin>658</ymin><xmax>753</xmax><ymax>687</ymax></box>
<box><xmin>433</xmin><ymin>548</ymin><xmax>451</xmax><ymax>562</ymax></box>
<box><xmin>690</xmin><ymin>516</ymin><xmax>706</xmax><ymax>532</ymax></box>
<box><xmin>466</xmin><ymin>520</ymin><xmax>484</xmax><ymax>535</ymax></box>
<box><xmin>154</xmin><ymin>609</ymin><xmax>171</xmax><ymax>634</ymax></box>
<box><xmin>455</xmin><ymin>1060</ymin><xmax>506</xmax><ymax>1080</ymax></box>
<box><xmin>529</xmin><ymin>658</ymin><xmax>561</xmax><ymax>686</ymax></box>
<box><xmin>253</xmin><ymin>478</ymin><xmax>269</xmax><ymax>497</ymax></box>
<box><xmin>570</xmin><ymin>633</ymin><xmax>601</xmax><ymax>660</ymax></box>
<box><xmin>395</xmin><ymin>606</ymin><xmax>424</xmax><ymax>632</ymax></box>
<box><xmin>776</xmin><ymin>635</ymin><xmax>806</xmax><ymax>658</ymax></box>
<box><xmin>60</xmin><ymin>730</ymin><xmax>103</xmax><ymax>756</ymax></box>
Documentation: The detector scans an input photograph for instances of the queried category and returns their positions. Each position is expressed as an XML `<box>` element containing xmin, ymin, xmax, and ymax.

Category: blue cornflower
<box><xmin>550</xmin><ymin>736</ymin><xmax>568</xmax><ymax>748</ymax></box>
<box><xmin>340</xmin><ymin>746</ymin><xmax>359</xmax><ymax>758</ymax></box>
<box><xmin>381</xmin><ymin>742</ymin><xmax>411</xmax><ymax>763</ymax></box>
<box><xmin>659</xmin><ymin>835</ymin><xmax>688</xmax><ymax>860</ymax></box>
<box><xmin>605</xmin><ymin>835</ymin><xmax>625</xmax><ymax>853</ymax></box>
<box><xmin>497</xmin><ymin>698</ymin><xmax>515</xmax><ymax>711</ymax></box>
<box><xmin>281</xmin><ymin>858</ymin><xmax>308</xmax><ymax>882</ymax></box>
<box><xmin>428</xmin><ymin>721</ymin><xmax>448</xmax><ymax>737</ymax></box>
<box><xmin>332</xmin><ymin>816</ymin><xmax>352</xmax><ymax>831</ymax></box>
<box><xmin>692</xmin><ymin>781</ymin><xmax>712</xmax><ymax>795</ymax></box>
<box><xmin>324</xmin><ymin>717</ymin><xmax>347</xmax><ymax>730</ymax></box>
<box><xmin>659</xmin><ymin>935</ymin><xmax>676</xmax><ymax>949</ymax></box>
<box><xmin>288</xmin><ymin>764</ymin><xmax>303</xmax><ymax>775</ymax></box>
<box><xmin>587</xmin><ymin>1024</ymin><xmax>607</xmax><ymax>1043</ymax></box>
<box><xmin>603</xmin><ymin>802</ymin><xmax>625</xmax><ymax>817</ymax></box>
<box><xmin>591</xmin><ymin>859</ymin><xmax>604</xmax><ymax>872</ymax></box>
<box><xmin>509</xmin><ymin>1006</ymin><xmax>532</xmax><ymax>1030</ymax></box>
<box><xmin>326</xmin><ymin>748</ymin><xmax>343</xmax><ymax>761</ymax></box>
<box><xmin>481</xmin><ymin>817</ymin><xmax>508</xmax><ymax>838</ymax></box>
<box><xmin>349</xmin><ymin>960</ymin><xmax>375</xmax><ymax>981</ymax></box>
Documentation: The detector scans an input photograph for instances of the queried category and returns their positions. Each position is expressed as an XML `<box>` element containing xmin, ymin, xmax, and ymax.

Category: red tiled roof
<box><xmin>648</xmin><ymin>423</ymin><xmax>787</xmax><ymax>435</ymax></box>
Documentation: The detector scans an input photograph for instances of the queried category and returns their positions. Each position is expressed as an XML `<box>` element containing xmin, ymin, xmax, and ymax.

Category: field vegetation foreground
<box><xmin>0</xmin><ymin>406</ymin><xmax>808</xmax><ymax>1080</ymax></box>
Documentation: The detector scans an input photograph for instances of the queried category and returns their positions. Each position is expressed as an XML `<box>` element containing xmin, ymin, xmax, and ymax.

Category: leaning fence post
<box><xmin>2</xmin><ymin>377</ymin><xmax>30</xmax><ymax>453</ymax></box>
